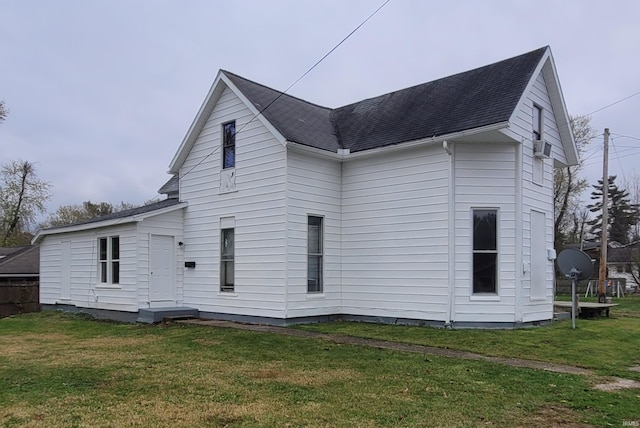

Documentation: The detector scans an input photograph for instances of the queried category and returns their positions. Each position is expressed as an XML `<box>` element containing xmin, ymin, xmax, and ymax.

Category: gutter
<box><xmin>286</xmin><ymin>121</ymin><xmax>510</xmax><ymax>161</ymax></box>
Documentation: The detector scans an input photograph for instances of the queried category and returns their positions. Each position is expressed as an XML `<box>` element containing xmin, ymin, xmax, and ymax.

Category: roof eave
<box><xmin>32</xmin><ymin>202</ymin><xmax>188</xmax><ymax>244</ymax></box>
<box><xmin>287</xmin><ymin>121</ymin><xmax>511</xmax><ymax>161</ymax></box>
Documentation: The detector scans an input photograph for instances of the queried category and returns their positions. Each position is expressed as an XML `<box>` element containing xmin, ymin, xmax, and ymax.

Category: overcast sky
<box><xmin>1</xmin><ymin>0</ymin><xmax>639</xmax><ymax>222</ymax></box>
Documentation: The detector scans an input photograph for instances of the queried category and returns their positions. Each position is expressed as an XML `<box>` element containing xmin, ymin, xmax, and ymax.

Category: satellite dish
<box><xmin>557</xmin><ymin>248</ymin><xmax>594</xmax><ymax>280</ymax></box>
<box><xmin>556</xmin><ymin>248</ymin><xmax>594</xmax><ymax>329</ymax></box>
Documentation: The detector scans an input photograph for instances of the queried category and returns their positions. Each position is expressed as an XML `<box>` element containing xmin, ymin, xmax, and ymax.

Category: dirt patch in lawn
<box><xmin>593</xmin><ymin>377</ymin><xmax>640</xmax><ymax>391</ymax></box>
<box><xmin>517</xmin><ymin>405</ymin><xmax>593</xmax><ymax>428</ymax></box>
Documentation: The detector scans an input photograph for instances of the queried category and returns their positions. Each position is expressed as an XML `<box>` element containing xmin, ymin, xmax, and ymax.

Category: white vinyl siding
<box><xmin>39</xmin><ymin>209</ymin><xmax>185</xmax><ymax>312</ymax></box>
<box><xmin>341</xmin><ymin>144</ymin><xmax>450</xmax><ymax>321</ymax></box>
<box><xmin>453</xmin><ymin>142</ymin><xmax>517</xmax><ymax>323</ymax></box>
<box><xmin>506</xmin><ymin>70</ymin><xmax>557</xmax><ymax>322</ymax></box>
<box><xmin>180</xmin><ymin>85</ymin><xmax>287</xmax><ymax>318</ymax></box>
<box><xmin>39</xmin><ymin>224</ymin><xmax>139</xmax><ymax>312</ymax></box>
<box><xmin>137</xmin><ymin>209</ymin><xmax>184</xmax><ymax>307</ymax></box>
<box><xmin>286</xmin><ymin>150</ymin><xmax>342</xmax><ymax>318</ymax></box>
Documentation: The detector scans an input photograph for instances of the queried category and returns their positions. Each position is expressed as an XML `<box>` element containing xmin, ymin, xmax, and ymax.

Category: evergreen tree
<box><xmin>587</xmin><ymin>175</ymin><xmax>640</xmax><ymax>244</ymax></box>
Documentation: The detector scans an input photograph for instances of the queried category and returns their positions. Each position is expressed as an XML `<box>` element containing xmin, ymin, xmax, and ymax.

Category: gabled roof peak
<box><xmin>169</xmin><ymin>46</ymin><xmax>572</xmax><ymax>171</ymax></box>
<box><xmin>223</xmin><ymin>47</ymin><xmax>548</xmax><ymax>153</ymax></box>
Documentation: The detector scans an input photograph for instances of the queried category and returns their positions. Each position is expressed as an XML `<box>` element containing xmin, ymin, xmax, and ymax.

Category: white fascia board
<box><xmin>32</xmin><ymin>202</ymin><xmax>188</xmax><ymax>244</ymax></box>
<box><xmin>541</xmin><ymin>54</ymin><xmax>579</xmax><ymax>166</ymax></box>
<box><xmin>168</xmin><ymin>71</ymin><xmax>227</xmax><ymax>174</ymax></box>
<box><xmin>219</xmin><ymin>73</ymin><xmax>287</xmax><ymax>146</ymax></box>
<box><xmin>508</xmin><ymin>47</ymin><xmax>578</xmax><ymax>167</ymax></box>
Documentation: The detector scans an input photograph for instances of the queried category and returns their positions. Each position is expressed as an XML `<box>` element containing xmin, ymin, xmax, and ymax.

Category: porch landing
<box><xmin>137</xmin><ymin>307</ymin><xmax>199</xmax><ymax>324</ymax></box>
<box><xmin>553</xmin><ymin>301</ymin><xmax>618</xmax><ymax>318</ymax></box>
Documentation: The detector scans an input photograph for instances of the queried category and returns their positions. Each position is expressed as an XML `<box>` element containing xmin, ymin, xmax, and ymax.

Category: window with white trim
<box><xmin>307</xmin><ymin>216</ymin><xmax>323</xmax><ymax>293</ymax></box>
<box><xmin>472</xmin><ymin>209</ymin><xmax>497</xmax><ymax>294</ymax></box>
<box><xmin>532</xmin><ymin>105</ymin><xmax>543</xmax><ymax>141</ymax></box>
<box><xmin>220</xmin><ymin>228</ymin><xmax>234</xmax><ymax>292</ymax></box>
<box><xmin>98</xmin><ymin>236</ymin><xmax>119</xmax><ymax>284</ymax></box>
<box><xmin>222</xmin><ymin>121</ymin><xmax>235</xmax><ymax>169</ymax></box>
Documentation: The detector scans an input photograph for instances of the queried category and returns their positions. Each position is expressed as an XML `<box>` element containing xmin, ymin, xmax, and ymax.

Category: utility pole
<box><xmin>598</xmin><ymin>128</ymin><xmax>610</xmax><ymax>298</ymax></box>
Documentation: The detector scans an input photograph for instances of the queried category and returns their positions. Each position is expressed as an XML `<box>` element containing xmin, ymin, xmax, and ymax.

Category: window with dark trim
<box><xmin>307</xmin><ymin>216</ymin><xmax>323</xmax><ymax>293</ymax></box>
<box><xmin>533</xmin><ymin>105</ymin><xmax>543</xmax><ymax>140</ymax></box>
<box><xmin>98</xmin><ymin>236</ymin><xmax>119</xmax><ymax>284</ymax></box>
<box><xmin>472</xmin><ymin>209</ymin><xmax>497</xmax><ymax>294</ymax></box>
<box><xmin>222</xmin><ymin>121</ymin><xmax>236</xmax><ymax>169</ymax></box>
<box><xmin>220</xmin><ymin>228</ymin><xmax>234</xmax><ymax>292</ymax></box>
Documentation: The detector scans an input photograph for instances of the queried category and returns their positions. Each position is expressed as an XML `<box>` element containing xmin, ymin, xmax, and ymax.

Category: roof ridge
<box><xmin>336</xmin><ymin>46</ymin><xmax>548</xmax><ymax>111</ymax></box>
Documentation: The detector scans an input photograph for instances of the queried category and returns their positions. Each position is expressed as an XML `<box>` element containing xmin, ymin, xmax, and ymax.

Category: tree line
<box><xmin>555</xmin><ymin>115</ymin><xmax>640</xmax><ymax>248</ymax></box>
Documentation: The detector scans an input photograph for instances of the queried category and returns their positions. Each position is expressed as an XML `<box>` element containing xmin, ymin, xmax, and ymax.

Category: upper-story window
<box><xmin>222</xmin><ymin>121</ymin><xmax>236</xmax><ymax>169</ymax></box>
<box><xmin>532</xmin><ymin>105</ymin><xmax>543</xmax><ymax>140</ymax></box>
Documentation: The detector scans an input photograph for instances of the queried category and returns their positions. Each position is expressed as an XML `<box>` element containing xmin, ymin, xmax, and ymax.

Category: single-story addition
<box><xmin>34</xmin><ymin>46</ymin><xmax>579</xmax><ymax>327</ymax></box>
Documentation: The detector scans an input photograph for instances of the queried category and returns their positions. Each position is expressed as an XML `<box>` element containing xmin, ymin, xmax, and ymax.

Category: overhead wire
<box><xmin>176</xmin><ymin>0</ymin><xmax>391</xmax><ymax>187</ymax></box>
<box><xmin>586</xmin><ymin>90</ymin><xmax>640</xmax><ymax>116</ymax></box>
<box><xmin>130</xmin><ymin>0</ymin><xmax>391</xmax><ymax>211</ymax></box>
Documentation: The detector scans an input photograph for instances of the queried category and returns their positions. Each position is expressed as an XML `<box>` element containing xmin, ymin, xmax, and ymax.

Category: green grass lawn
<box><xmin>0</xmin><ymin>299</ymin><xmax>638</xmax><ymax>427</ymax></box>
<box><xmin>297</xmin><ymin>295</ymin><xmax>640</xmax><ymax>382</ymax></box>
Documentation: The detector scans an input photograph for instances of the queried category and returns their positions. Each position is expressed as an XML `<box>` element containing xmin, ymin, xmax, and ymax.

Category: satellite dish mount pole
<box><xmin>568</xmin><ymin>267</ymin><xmax>581</xmax><ymax>329</ymax></box>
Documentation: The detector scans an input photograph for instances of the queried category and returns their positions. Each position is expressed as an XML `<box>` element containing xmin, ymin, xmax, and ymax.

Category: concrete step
<box><xmin>137</xmin><ymin>307</ymin><xmax>199</xmax><ymax>324</ymax></box>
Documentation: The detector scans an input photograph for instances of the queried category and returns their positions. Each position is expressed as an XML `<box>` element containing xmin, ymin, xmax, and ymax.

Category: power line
<box><xmin>179</xmin><ymin>0</ymin><xmax>391</xmax><ymax>184</ymax></box>
<box><xmin>586</xmin><ymin>90</ymin><xmax>640</xmax><ymax>116</ymax></box>
<box><xmin>611</xmin><ymin>133</ymin><xmax>640</xmax><ymax>142</ymax></box>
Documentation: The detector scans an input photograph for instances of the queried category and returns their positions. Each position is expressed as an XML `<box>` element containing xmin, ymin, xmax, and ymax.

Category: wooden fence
<box><xmin>0</xmin><ymin>281</ymin><xmax>39</xmax><ymax>318</ymax></box>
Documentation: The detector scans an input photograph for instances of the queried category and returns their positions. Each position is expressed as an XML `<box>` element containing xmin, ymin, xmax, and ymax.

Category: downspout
<box><xmin>444</xmin><ymin>141</ymin><xmax>455</xmax><ymax>327</ymax></box>
<box><xmin>515</xmin><ymin>140</ymin><xmax>524</xmax><ymax>323</ymax></box>
<box><xmin>284</xmin><ymin>144</ymin><xmax>290</xmax><ymax>320</ymax></box>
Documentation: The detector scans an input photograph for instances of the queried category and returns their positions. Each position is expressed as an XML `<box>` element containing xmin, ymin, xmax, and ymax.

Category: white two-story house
<box><xmin>34</xmin><ymin>46</ymin><xmax>578</xmax><ymax>327</ymax></box>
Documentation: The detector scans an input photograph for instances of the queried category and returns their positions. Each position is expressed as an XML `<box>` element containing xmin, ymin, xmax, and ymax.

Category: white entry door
<box><xmin>149</xmin><ymin>235</ymin><xmax>175</xmax><ymax>304</ymax></box>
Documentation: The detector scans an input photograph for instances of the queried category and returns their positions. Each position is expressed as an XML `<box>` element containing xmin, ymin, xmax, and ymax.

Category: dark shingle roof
<box><xmin>334</xmin><ymin>48</ymin><xmax>546</xmax><ymax>152</ymax></box>
<box><xmin>159</xmin><ymin>175</ymin><xmax>179</xmax><ymax>195</ymax></box>
<box><xmin>608</xmin><ymin>242</ymin><xmax>640</xmax><ymax>263</ymax></box>
<box><xmin>0</xmin><ymin>245</ymin><xmax>39</xmax><ymax>275</ymax></box>
<box><xmin>42</xmin><ymin>198</ymin><xmax>183</xmax><ymax>231</ymax></box>
<box><xmin>223</xmin><ymin>71</ymin><xmax>340</xmax><ymax>151</ymax></box>
<box><xmin>224</xmin><ymin>47</ymin><xmax>547</xmax><ymax>153</ymax></box>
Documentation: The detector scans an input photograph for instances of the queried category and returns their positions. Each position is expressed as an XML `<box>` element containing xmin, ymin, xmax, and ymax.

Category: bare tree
<box><xmin>0</xmin><ymin>160</ymin><xmax>51</xmax><ymax>245</ymax></box>
<box><xmin>0</xmin><ymin>100</ymin><xmax>7</xmax><ymax>124</ymax></box>
<box><xmin>554</xmin><ymin>114</ymin><xmax>597</xmax><ymax>248</ymax></box>
<box><xmin>624</xmin><ymin>172</ymin><xmax>640</xmax><ymax>242</ymax></box>
<box><xmin>42</xmin><ymin>200</ymin><xmax>138</xmax><ymax>228</ymax></box>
